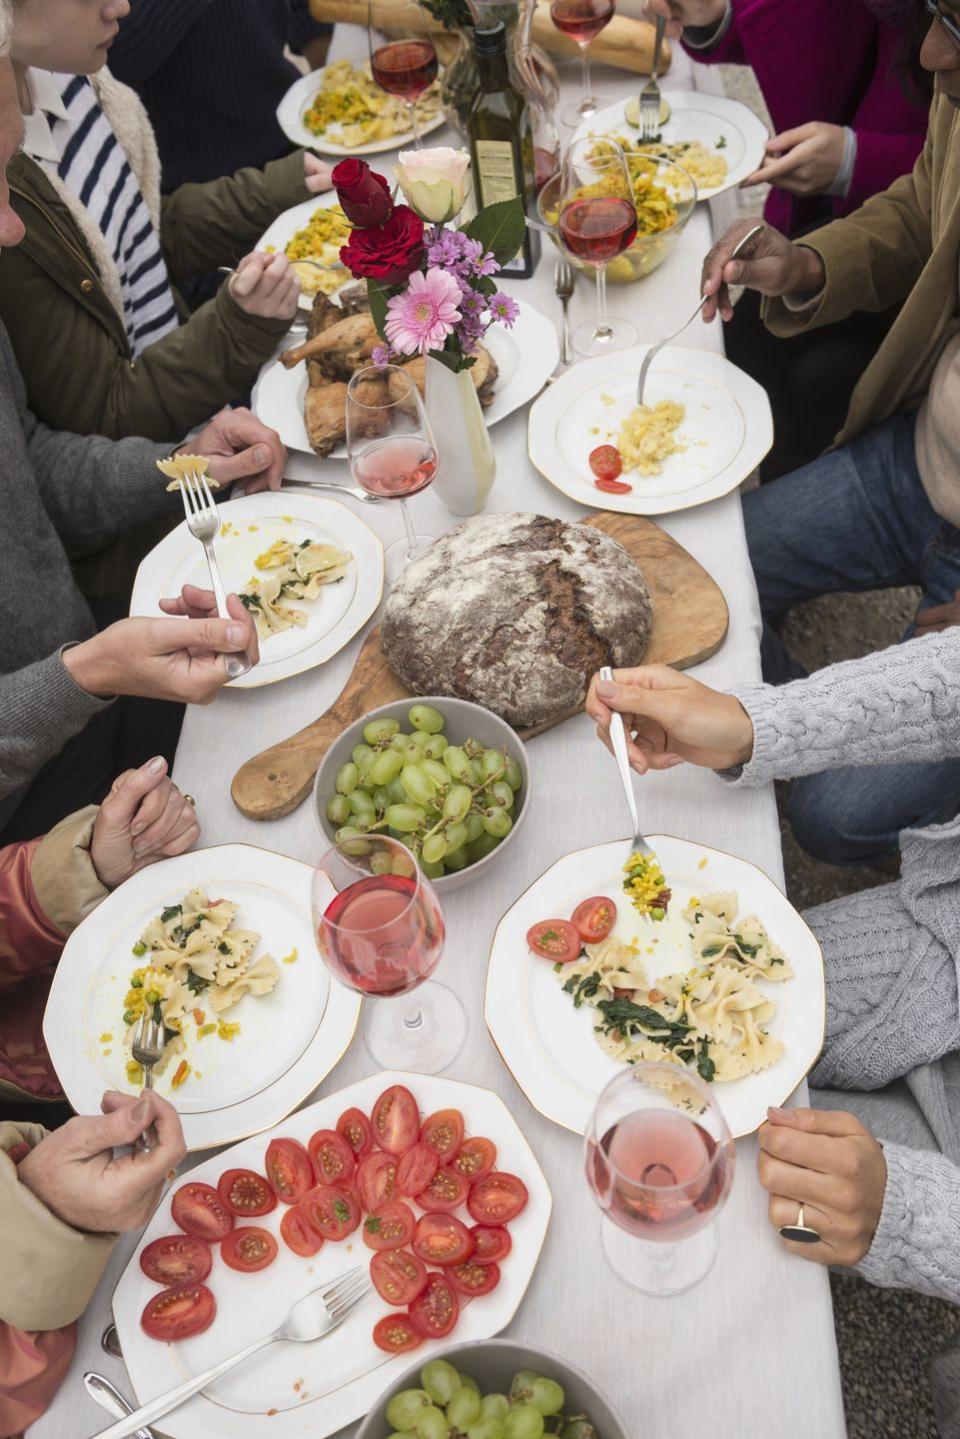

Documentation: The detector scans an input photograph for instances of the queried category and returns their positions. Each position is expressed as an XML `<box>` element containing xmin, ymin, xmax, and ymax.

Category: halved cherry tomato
<box><xmin>265</xmin><ymin>1137</ymin><xmax>314</xmax><ymax>1205</ymax></box>
<box><xmin>139</xmin><ymin>1234</ymin><xmax>211</xmax><ymax>1286</ymax></box>
<box><xmin>594</xmin><ymin>475</ymin><xmax>633</xmax><ymax>495</ymax></box>
<box><xmin>408</xmin><ymin>1272</ymin><xmax>460</xmax><ymax>1339</ymax></box>
<box><xmin>308</xmin><ymin>1128</ymin><xmax>356</xmax><ymax>1186</ymax></box>
<box><xmin>571</xmin><ymin>896</ymin><xmax>617</xmax><ymax>944</ymax></box>
<box><xmin>420</xmin><ymin>1109</ymin><xmax>465</xmax><ymax>1161</ymax></box>
<box><xmin>171</xmin><ymin>1181</ymin><xmax>233</xmax><ymax>1242</ymax></box>
<box><xmin>453</xmin><ymin>1137</ymin><xmax>497</xmax><ymax>1181</ymax></box>
<box><xmin>413</xmin><ymin>1212</ymin><xmax>475</xmax><ymax>1266</ymax></box>
<box><xmin>298</xmin><ymin>1182</ymin><xmax>361</xmax><ymax>1241</ymax></box>
<box><xmin>417</xmin><ymin>1166</ymin><xmax>470</xmax><ymax>1213</ymax></box>
<box><xmin>396</xmin><ymin>1142</ymin><xmax>439</xmax><ymax>1198</ymax></box>
<box><xmin>526</xmin><ymin>919</ymin><xmax>581</xmax><ymax>964</ymax></box>
<box><xmin>373</xmin><ymin>1313</ymin><xmax>423</xmax><ymax>1354</ymax></box>
<box><xmin>448</xmin><ymin>1260</ymin><xmax>501</xmax><ymax>1297</ymax></box>
<box><xmin>371</xmin><ymin>1085</ymin><xmax>420</xmax><ymax>1154</ymax></box>
<box><xmin>468</xmin><ymin>1172</ymin><xmax>529</xmax><ymax>1225</ymax></box>
<box><xmin>337</xmin><ymin>1106</ymin><xmax>374</xmax><ymax>1159</ymax></box>
<box><xmin>370</xmin><ymin>1248</ymin><xmax>429</xmax><ymax>1306</ymax></box>
<box><xmin>217</xmin><ymin>1168</ymin><xmax>277</xmax><ymax>1217</ymax></box>
<box><xmin>363</xmin><ymin>1200</ymin><xmax>416</xmax><ymax>1252</ymax></box>
<box><xmin>140</xmin><ymin>1284</ymin><xmax>215</xmax><ymax>1341</ymax></box>
<box><xmin>221</xmin><ymin>1226</ymin><xmax>278</xmax><ymax>1273</ymax></box>
<box><xmin>470</xmin><ymin>1224</ymin><xmax>512</xmax><ymax>1264</ymax></box>
<box><xmin>589</xmin><ymin>444</ymin><xmax>623</xmax><ymax>482</ymax></box>
<box><xmin>357</xmin><ymin>1150</ymin><xmax>398</xmax><ymax>1212</ymax></box>
<box><xmin>280</xmin><ymin>1207</ymin><xmax>324</xmax><ymax>1258</ymax></box>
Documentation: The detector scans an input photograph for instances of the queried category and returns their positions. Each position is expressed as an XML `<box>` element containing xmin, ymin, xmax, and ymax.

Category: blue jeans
<box><xmin>743</xmin><ymin>412</ymin><xmax>960</xmax><ymax>866</ymax></box>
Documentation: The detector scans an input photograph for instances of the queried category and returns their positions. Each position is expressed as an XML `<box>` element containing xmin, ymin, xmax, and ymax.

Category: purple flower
<box><xmin>371</xmin><ymin>344</ymin><xmax>392</xmax><ymax>368</ymax></box>
<box><xmin>489</xmin><ymin>291</ymin><xmax>519</xmax><ymax>328</ymax></box>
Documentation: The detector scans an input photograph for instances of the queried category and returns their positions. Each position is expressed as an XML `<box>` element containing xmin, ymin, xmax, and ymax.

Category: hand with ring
<box><xmin>758</xmin><ymin>1106</ymin><xmax>887</xmax><ymax>1267</ymax></box>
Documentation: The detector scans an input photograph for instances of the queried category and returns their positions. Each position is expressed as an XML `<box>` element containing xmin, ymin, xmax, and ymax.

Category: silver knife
<box><xmin>83</xmin><ymin>1373</ymin><xmax>156</xmax><ymax>1439</ymax></box>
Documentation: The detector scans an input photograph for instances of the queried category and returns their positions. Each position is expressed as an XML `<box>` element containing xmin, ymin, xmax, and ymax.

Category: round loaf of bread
<box><xmin>381</xmin><ymin>512</ymin><xmax>653</xmax><ymax>728</ymax></box>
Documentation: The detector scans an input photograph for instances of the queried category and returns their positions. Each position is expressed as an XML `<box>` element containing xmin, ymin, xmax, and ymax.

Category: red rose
<box><xmin>339</xmin><ymin>204</ymin><xmax>426</xmax><ymax>284</ymax></box>
<box><xmin>331</xmin><ymin>158</ymin><xmax>393</xmax><ymax>227</ymax></box>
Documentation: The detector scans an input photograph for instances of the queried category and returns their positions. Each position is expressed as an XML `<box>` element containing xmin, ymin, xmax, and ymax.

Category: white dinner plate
<box><xmin>485</xmin><ymin>837</ymin><xmax>825</xmax><ymax>1140</ymax></box>
<box><xmin>573</xmin><ymin>91</ymin><xmax>769</xmax><ymax>201</ymax></box>
<box><xmin>129</xmin><ymin>492</ymin><xmax>383</xmax><ymax>689</ymax></box>
<box><xmin>43</xmin><ymin>845</ymin><xmax>361</xmax><ymax>1151</ymax></box>
<box><xmin>253</xmin><ymin>300</ymin><xmax>561</xmax><ymax>460</ymax></box>
<box><xmin>112</xmin><ymin>1071</ymin><xmax>552</xmax><ymax>1439</ymax></box>
<box><xmin>257</xmin><ymin>192</ymin><xmax>351</xmax><ymax>312</ymax></box>
<box><xmin>276</xmin><ymin>64</ymin><xmax>446</xmax><ymax>156</ymax></box>
<box><xmin>528</xmin><ymin>344</ymin><xmax>772</xmax><ymax>516</ymax></box>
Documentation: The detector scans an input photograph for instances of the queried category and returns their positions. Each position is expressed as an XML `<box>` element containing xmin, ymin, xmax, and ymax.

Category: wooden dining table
<box><xmin>30</xmin><ymin>36</ymin><xmax>849</xmax><ymax>1439</ymax></box>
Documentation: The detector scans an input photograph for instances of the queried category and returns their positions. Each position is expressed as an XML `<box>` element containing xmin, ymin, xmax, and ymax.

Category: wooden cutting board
<box><xmin>231</xmin><ymin>512</ymin><xmax>727</xmax><ymax>822</ymax></box>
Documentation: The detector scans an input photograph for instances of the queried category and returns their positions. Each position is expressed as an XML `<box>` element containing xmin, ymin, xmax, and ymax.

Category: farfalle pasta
<box><xmin>239</xmin><ymin>537</ymin><xmax>351</xmax><ymax>641</ymax></box>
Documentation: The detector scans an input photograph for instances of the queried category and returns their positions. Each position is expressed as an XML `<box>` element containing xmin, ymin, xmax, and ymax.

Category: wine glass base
<box><xmin>572</xmin><ymin>316</ymin><xmax>637</xmax><ymax>359</ymax></box>
<box><xmin>599</xmin><ymin>1214</ymin><xmax>718</xmax><ymax>1296</ymax></box>
<box><xmin>562</xmin><ymin>96</ymin><xmax>604</xmax><ymax>127</ymax></box>
<box><xmin>384</xmin><ymin>533</ymin><xmax>434</xmax><ymax>586</ymax></box>
<box><xmin>364</xmin><ymin>980</ymin><xmax>467</xmax><ymax>1074</ymax></box>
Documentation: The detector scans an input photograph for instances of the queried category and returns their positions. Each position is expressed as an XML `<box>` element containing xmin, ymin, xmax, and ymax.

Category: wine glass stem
<box><xmin>399</xmin><ymin>497</ymin><xmax>419</xmax><ymax>560</ymax></box>
<box><xmin>580</xmin><ymin>41</ymin><xmax>592</xmax><ymax>106</ymax></box>
<box><xmin>403</xmin><ymin>1006</ymin><xmax>424</xmax><ymax>1031</ymax></box>
<box><xmin>594</xmin><ymin>262</ymin><xmax>611</xmax><ymax>341</ymax></box>
<box><xmin>409</xmin><ymin>99</ymin><xmax>422</xmax><ymax>148</ymax></box>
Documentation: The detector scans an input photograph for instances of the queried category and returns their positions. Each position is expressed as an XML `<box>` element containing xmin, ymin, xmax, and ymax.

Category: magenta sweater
<box><xmin>686</xmin><ymin>0</ymin><xmax>929</xmax><ymax>235</ymax></box>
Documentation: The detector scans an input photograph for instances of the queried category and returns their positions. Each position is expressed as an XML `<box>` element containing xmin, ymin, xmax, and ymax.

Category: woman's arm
<box><xmin>845</xmin><ymin>127</ymin><xmax>927</xmax><ymax>211</ymax></box>
<box><xmin>857</xmin><ymin>1143</ymin><xmax>960</xmax><ymax>1302</ymax></box>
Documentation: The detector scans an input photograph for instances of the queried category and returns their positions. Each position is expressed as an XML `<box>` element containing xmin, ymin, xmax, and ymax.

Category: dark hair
<box><xmin>896</xmin><ymin>0</ymin><xmax>934</xmax><ymax>103</ymax></box>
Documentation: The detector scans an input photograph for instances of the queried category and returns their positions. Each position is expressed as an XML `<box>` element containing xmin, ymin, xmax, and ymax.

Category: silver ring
<box><xmin>778</xmin><ymin>1203</ymin><xmax>822</xmax><ymax>1245</ymax></box>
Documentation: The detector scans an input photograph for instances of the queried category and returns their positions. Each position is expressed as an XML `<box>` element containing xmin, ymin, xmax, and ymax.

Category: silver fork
<box><xmin>89</xmin><ymin>1268</ymin><xmax>371</xmax><ymax>1439</ymax></box>
<box><xmin>635</xmin><ymin>222</ymin><xmax>764</xmax><ymax>405</ymax></box>
<box><xmin>554</xmin><ymin>260</ymin><xmax>574</xmax><ymax>365</ymax></box>
<box><xmin>282</xmin><ymin>478</ymin><xmax>381</xmax><ymax>504</ymax></box>
<box><xmin>600</xmin><ymin>664</ymin><xmax>654</xmax><ymax>858</ymax></box>
<box><xmin>639</xmin><ymin>14</ymin><xmax>667</xmax><ymax>141</ymax></box>
<box><xmin>130</xmin><ymin>1008</ymin><xmax>165</xmax><ymax>1156</ymax></box>
<box><xmin>177</xmin><ymin>466</ymin><xmax>253</xmax><ymax>680</ymax></box>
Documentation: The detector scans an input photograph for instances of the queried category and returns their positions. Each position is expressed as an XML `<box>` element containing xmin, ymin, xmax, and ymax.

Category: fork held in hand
<box><xmin>639</xmin><ymin>14</ymin><xmax>667</xmax><ymax>141</ymax></box>
<box><xmin>130</xmin><ymin>1009</ymin><xmax>165</xmax><ymax>1156</ymax></box>
<box><xmin>177</xmin><ymin>466</ymin><xmax>253</xmax><ymax>681</ymax></box>
<box><xmin>600</xmin><ymin>665</ymin><xmax>654</xmax><ymax>858</ymax></box>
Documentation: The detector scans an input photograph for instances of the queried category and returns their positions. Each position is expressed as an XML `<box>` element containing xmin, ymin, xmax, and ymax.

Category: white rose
<box><xmin>394</xmin><ymin>147</ymin><xmax>471</xmax><ymax>224</ymax></box>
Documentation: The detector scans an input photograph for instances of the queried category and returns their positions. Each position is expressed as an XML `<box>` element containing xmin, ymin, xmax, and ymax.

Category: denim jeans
<box><xmin>743</xmin><ymin>412</ymin><xmax>960</xmax><ymax>866</ymax></box>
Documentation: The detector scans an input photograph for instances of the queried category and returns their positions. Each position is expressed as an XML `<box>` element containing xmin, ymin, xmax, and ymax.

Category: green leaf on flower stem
<box><xmin>365</xmin><ymin>277</ymin><xmax>393</xmax><ymax>342</ymax></box>
<box><xmin>475</xmin><ymin>275</ymin><xmax>497</xmax><ymax>298</ymax></box>
<box><xmin>427</xmin><ymin>345</ymin><xmax>475</xmax><ymax>374</ymax></box>
<box><xmin>462</xmin><ymin>197</ymin><xmax>525</xmax><ymax>269</ymax></box>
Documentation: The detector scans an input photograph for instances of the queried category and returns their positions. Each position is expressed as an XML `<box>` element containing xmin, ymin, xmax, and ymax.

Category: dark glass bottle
<box><xmin>466</xmin><ymin>21</ymin><xmax>540</xmax><ymax>279</ymax></box>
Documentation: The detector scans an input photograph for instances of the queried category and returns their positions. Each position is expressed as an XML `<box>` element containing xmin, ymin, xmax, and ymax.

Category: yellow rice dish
<box><xmin>302</xmin><ymin>58</ymin><xmax>441</xmax><ymax>149</ymax></box>
<box><xmin>613</xmin><ymin>131</ymin><xmax>730</xmax><ymax>192</ymax></box>
<box><xmin>267</xmin><ymin>203</ymin><xmax>352</xmax><ymax>296</ymax></box>
<box><xmin>549</xmin><ymin>148</ymin><xmax>680</xmax><ymax>238</ymax></box>
<box><xmin>617</xmin><ymin>400</ymin><xmax>687</xmax><ymax>476</ymax></box>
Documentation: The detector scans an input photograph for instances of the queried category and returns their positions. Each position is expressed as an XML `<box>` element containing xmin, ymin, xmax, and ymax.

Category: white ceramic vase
<box><xmin>425</xmin><ymin>354</ymin><xmax>497</xmax><ymax>516</ymax></box>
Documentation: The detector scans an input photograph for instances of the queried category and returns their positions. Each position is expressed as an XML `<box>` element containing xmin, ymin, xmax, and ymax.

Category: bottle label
<box><xmin>474</xmin><ymin>140</ymin><xmax>525</xmax><ymax>271</ymax></box>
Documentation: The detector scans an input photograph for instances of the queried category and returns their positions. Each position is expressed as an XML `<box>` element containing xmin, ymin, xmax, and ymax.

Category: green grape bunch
<box><xmin>325</xmin><ymin>705</ymin><xmax>524</xmax><ymax>880</ymax></box>
<box><xmin>384</xmin><ymin>1362</ymin><xmax>602</xmax><ymax>1439</ymax></box>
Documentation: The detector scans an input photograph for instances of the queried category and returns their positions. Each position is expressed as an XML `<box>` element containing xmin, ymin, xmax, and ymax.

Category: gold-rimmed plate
<box><xmin>43</xmin><ymin>844</ymin><xmax>361</xmax><ymax>1150</ymax></box>
<box><xmin>485</xmin><ymin>836</ymin><xmax>825</xmax><ymax>1140</ymax></box>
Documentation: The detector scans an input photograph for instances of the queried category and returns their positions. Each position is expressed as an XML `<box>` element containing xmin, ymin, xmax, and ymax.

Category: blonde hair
<box><xmin>0</xmin><ymin>2</ymin><xmax>12</xmax><ymax>57</ymax></box>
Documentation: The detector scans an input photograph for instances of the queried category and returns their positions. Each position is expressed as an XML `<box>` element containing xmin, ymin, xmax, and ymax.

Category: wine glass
<box><xmin>313</xmin><ymin>835</ymin><xmax>467</xmax><ymax>1073</ymax></box>
<box><xmin>559</xmin><ymin>137</ymin><xmax>638</xmax><ymax>358</ymax></box>
<box><xmin>585</xmin><ymin>1061</ymin><xmax>735</xmax><ymax>1296</ymax></box>
<box><xmin>346</xmin><ymin>364</ymin><xmax>437</xmax><ymax>585</ymax></box>
<box><xmin>550</xmin><ymin>0</ymin><xmax>615</xmax><ymax>127</ymax></box>
<box><xmin>368</xmin><ymin>0</ymin><xmax>439</xmax><ymax>149</ymax></box>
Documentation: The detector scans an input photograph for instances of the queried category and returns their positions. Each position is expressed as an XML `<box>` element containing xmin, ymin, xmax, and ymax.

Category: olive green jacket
<box><xmin>0</xmin><ymin>147</ymin><xmax>310</xmax><ymax>441</ymax></box>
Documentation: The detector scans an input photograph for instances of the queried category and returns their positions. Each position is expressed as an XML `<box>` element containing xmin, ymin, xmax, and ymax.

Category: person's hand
<box><xmin>229</xmin><ymin>251</ymin><xmax>300</xmax><ymax>322</ymax></box>
<box><xmin>62</xmin><ymin>594</ymin><xmax>259</xmax><ymax>704</ymax></box>
<box><xmin>186</xmin><ymin>405</ymin><xmax>286</xmax><ymax>494</ymax></box>
<box><xmin>642</xmin><ymin>0</ymin><xmax>726</xmax><ymax>38</ymax></box>
<box><xmin>914</xmin><ymin>589</ymin><xmax>960</xmax><ymax>635</ymax></box>
<box><xmin>16</xmin><ymin>1090</ymin><xmax>186</xmax><ymax>1234</ymax></box>
<box><xmin>758</xmin><ymin>1107</ymin><xmax>887</xmax><ymax>1268</ymax></box>
<box><xmin>304</xmin><ymin>152</ymin><xmax>334</xmax><ymax>193</ymax></box>
<box><xmin>90</xmin><ymin>758</ymin><xmax>199</xmax><ymax>888</ymax></box>
<box><xmin>585</xmin><ymin>665</ymin><xmax>754</xmax><ymax>775</ymax></box>
<box><xmin>742</xmin><ymin>122</ymin><xmax>847</xmax><ymax>198</ymax></box>
<box><xmin>700</xmin><ymin>218</ymin><xmax>825</xmax><ymax>322</ymax></box>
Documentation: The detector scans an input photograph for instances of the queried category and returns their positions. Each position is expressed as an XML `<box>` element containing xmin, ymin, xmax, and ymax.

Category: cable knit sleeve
<box><xmin>856</xmin><ymin>1142</ymin><xmax>960</xmax><ymax>1302</ymax></box>
<box><xmin>722</xmin><ymin>630</ymin><xmax>960</xmax><ymax>789</ymax></box>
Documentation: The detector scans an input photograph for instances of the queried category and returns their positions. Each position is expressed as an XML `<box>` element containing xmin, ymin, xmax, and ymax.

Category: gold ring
<box><xmin>778</xmin><ymin>1203</ymin><xmax>822</xmax><ymax>1245</ymax></box>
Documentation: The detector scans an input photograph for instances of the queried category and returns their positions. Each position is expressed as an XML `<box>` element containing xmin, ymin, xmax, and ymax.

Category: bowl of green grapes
<box><xmin>313</xmin><ymin>697</ymin><xmax>531</xmax><ymax>893</ymax></box>
<box><xmin>356</xmin><ymin>1342</ymin><xmax>628</xmax><ymax>1439</ymax></box>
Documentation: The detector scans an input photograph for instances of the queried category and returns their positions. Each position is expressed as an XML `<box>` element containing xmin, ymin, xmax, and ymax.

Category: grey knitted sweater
<box><xmin>726</xmin><ymin>632</ymin><xmax>960</xmax><ymax>1306</ymax></box>
<box><xmin>0</xmin><ymin>323</ymin><xmax>176</xmax><ymax>830</ymax></box>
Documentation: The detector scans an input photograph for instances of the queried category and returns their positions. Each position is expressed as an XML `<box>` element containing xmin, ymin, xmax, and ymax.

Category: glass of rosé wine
<box><xmin>347</xmin><ymin>364</ymin><xmax>438</xmax><ymax>586</ymax></box>
<box><xmin>312</xmin><ymin>835</ymin><xmax>467</xmax><ymax>1073</ymax></box>
<box><xmin>367</xmin><ymin>0</ymin><xmax>439</xmax><ymax>148</ymax></box>
<box><xmin>550</xmin><ymin>0</ymin><xmax>615</xmax><ymax>126</ymax></box>
<box><xmin>585</xmin><ymin>1061</ymin><xmax>735</xmax><ymax>1296</ymax></box>
<box><xmin>559</xmin><ymin>137</ymin><xmax>638</xmax><ymax>358</ymax></box>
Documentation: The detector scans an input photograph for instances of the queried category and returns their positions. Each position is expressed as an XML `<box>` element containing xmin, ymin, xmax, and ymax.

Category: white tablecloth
<box><xmin>31</xmin><ymin>41</ymin><xmax>847</xmax><ymax>1439</ymax></box>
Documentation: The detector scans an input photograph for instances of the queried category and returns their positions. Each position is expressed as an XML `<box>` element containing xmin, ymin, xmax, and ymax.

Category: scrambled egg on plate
<box><xmin>302</xmin><ymin>58</ymin><xmax>441</xmax><ymax>148</ymax></box>
<box><xmin>617</xmin><ymin>400</ymin><xmax>687</xmax><ymax>476</ymax></box>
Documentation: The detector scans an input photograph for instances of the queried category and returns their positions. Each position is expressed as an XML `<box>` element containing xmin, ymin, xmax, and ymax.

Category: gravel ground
<box><xmin>714</xmin><ymin>60</ymin><xmax>957</xmax><ymax>1439</ymax></box>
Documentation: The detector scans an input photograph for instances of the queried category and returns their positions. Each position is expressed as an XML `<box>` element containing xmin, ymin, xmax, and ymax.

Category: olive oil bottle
<box><xmin>466</xmin><ymin>22</ymin><xmax>540</xmax><ymax>278</ymax></box>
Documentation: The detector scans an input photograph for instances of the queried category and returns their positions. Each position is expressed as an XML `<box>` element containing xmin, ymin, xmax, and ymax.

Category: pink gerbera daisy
<box><xmin>385</xmin><ymin>267</ymin><xmax>462</xmax><ymax>356</ymax></box>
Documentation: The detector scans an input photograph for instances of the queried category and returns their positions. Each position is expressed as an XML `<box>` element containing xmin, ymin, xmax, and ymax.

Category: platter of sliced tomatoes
<box><xmin>113</xmin><ymin>1071</ymin><xmax>551</xmax><ymax>1439</ymax></box>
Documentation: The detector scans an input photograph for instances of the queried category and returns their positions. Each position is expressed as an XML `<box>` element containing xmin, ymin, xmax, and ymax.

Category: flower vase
<box><xmin>425</xmin><ymin>354</ymin><xmax>496</xmax><ymax>516</ymax></box>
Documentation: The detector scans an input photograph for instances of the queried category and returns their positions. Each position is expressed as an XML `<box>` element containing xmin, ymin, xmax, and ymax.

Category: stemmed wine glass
<box><xmin>559</xmin><ymin>136</ymin><xmax>638</xmax><ymax>358</ymax></box>
<box><xmin>550</xmin><ymin>0</ymin><xmax>615</xmax><ymax>127</ymax></box>
<box><xmin>368</xmin><ymin>0</ymin><xmax>439</xmax><ymax>148</ymax></box>
<box><xmin>313</xmin><ymin>835</ymin><xmax>467</xmax><ymax>1073</ymax></box>
<box><xmin>346</xmin><ymin>364</ymin><xmax>438</xmax><ymax>585</ymax></box>
<box><xmin>585</xmin><ymin>1061</ymin><xmax>735</xmax><ymax>1296</ymax></box>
